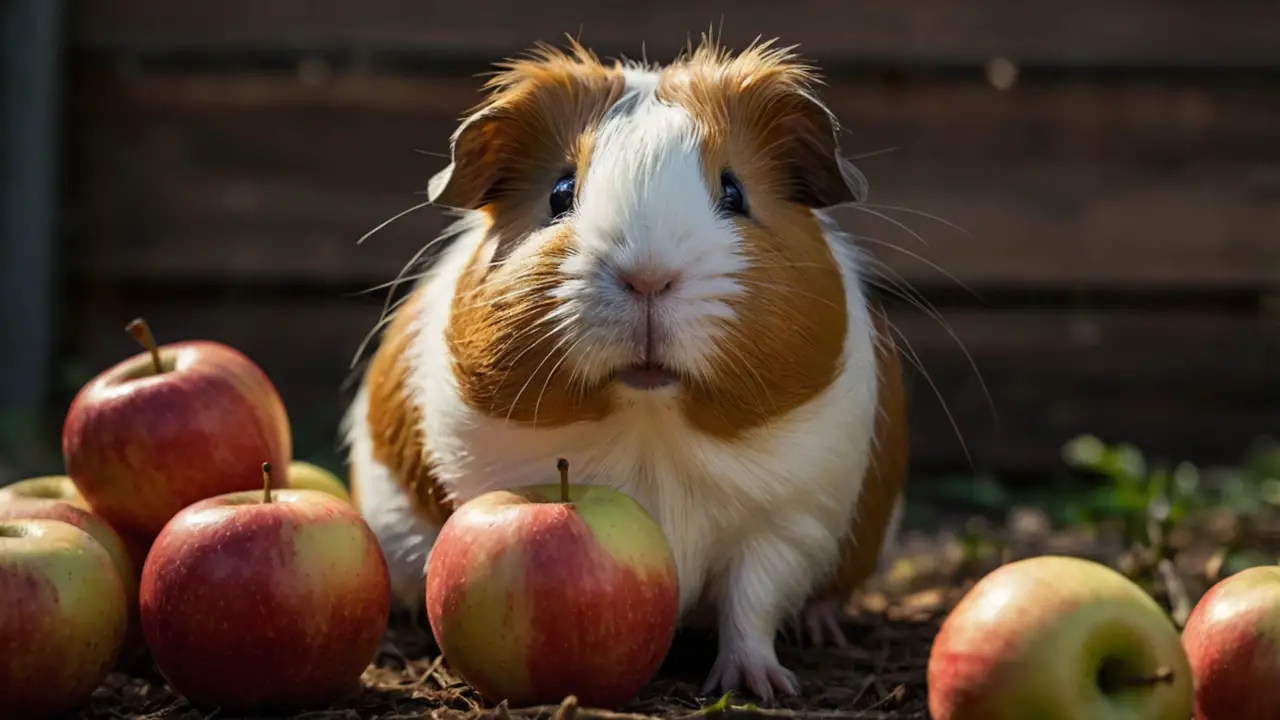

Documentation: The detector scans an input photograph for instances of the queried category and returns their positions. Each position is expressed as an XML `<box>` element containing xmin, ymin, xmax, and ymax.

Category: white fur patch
<box><xmin>555</xmin><ymin>77</ymin><xmax>746</xmax><ymax>384</ymax></box>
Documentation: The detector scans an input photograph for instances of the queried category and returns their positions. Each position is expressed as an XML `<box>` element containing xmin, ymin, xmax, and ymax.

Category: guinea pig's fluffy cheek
<box><xmin>680</xmin><ymin>217</ymin><xmax>848</xmax><ymax>434</ymax></box>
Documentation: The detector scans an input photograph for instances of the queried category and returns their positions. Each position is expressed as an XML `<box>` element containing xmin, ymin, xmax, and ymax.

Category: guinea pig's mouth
<box><xmin>613</xmin><ymin>362</ymin><xmax>680</xmax><ymax>391</ymax></box>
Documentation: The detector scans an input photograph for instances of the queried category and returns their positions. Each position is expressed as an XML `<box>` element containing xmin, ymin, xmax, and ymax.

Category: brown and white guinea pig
<box><xmin>343</xmin><ymin>37</ymin><xmax>910</xmax><ymax>701</ymax></box>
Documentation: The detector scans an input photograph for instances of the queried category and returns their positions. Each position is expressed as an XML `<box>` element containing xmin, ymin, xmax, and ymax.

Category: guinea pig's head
<box><xmin>432</xmin><ymin>38</ymin><xmax>868</xmax><ymax>438</ymax></box>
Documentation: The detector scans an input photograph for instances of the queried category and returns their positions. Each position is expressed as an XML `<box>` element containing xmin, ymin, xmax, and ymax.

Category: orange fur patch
<box><xmin>359</xmin><ymin>289</ymin><xmax>454</xmax><ymax>526</ymax></box>
<box><xmin>448</xmin><ymin>228</ymin><xmax>615</xmax><ymax>426</ymax></box>
<box><xmin>815</xmin><ymin>303</ymin><xmax>910</xmax><ymax>602</ymax></box>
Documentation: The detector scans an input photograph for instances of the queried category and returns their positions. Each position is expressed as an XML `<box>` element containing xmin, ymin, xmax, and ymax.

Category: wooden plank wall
<box><xmin>59</xmin><ymin>1</ymin><xmax>1280</xmax><ymax>477</ymax></box>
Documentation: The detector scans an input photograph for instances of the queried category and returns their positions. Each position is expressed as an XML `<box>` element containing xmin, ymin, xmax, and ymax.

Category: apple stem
<box><xmin>262</xmin><ymin>462</ymin><xmax>274</xmax><ymax>504</ymax></box>
<box><xmin>557</xmin><ymin>458</ymin><xmax>570</xmax><ymax>504</ymax></box>
<box><xmin>125</xmin><ymin>318</ymin><xmax>164</xmax><ymax>375</ymax></box>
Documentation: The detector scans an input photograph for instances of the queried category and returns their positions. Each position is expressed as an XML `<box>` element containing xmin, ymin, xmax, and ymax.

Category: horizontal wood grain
<box><xmin>70</xmin><ymin>0</ymin><xmax>1280</xmax><ymax>68</ymax></box>
<box><xmin>67</xmin><ymin>71</ymin><xmax>1280</xmax><ymax>289</ymax></box>
<box><xmin>64</xmin><ymin>286</ymin><xmax>1280</xmax><ymax>475</ymax></box>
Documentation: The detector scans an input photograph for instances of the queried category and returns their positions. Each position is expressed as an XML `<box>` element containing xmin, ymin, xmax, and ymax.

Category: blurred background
<box><xmin>2</xmin><ymin>2</ymin><xmax>1277</xmax><ymax>521</ymax></box>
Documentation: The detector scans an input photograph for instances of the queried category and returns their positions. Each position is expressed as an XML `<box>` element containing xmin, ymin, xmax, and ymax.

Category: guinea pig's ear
<box><xmin>770</xmin><ymin>90</ymin><xmax>868</xmax><ymax>210</ymax></box>
<box><xmin>426</xmin><ymin>106</ymin><xmax>511</xmax><ymax>210</ymax></box>
<box><xmin>427</xmin><ymin>42</ymin><xmax>624</xmax><ymax>211</ymax></box>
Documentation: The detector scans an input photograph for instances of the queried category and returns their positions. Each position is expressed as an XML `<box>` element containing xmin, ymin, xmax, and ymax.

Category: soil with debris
<box><xmin>76</xmin><ymin>501</ymin><xmax>1278</xmax><ymax>720</ymax></box>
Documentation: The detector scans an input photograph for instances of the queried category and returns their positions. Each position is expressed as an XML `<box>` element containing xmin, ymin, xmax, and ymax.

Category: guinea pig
<box><xmin>343</xmin><ymin>36</ymin><xmax>910</xmax><ymax>702</ymax></box>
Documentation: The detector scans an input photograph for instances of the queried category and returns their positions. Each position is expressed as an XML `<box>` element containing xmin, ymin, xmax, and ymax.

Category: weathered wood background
<box><xmin>57</xmin><ymin>1</ymin><xmax>1280</xmax><ymax>477</ymax></box>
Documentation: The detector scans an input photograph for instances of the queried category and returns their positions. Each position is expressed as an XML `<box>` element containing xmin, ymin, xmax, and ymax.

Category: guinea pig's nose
<box><xmin>615</xmin><ymin>266</ymin><xmax>678</xmax><ymax>298</ymax></box>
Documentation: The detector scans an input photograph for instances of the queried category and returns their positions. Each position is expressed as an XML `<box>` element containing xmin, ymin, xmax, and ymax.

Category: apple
<box><xmin>426</xmin><ymin>458</ymin><xmax>679</xmax><ymax>710</ymax></box>
<box><xmin>139</xmin><ymin>462</ymin><xmax>390</xmax><ymax>713</ymax></box>
<box><xmin>0</xmin><ymin>496</ymin><xmax>146</xmax><ymax>655</ymax></box>
<box><xmin>287</xmin><ymin>460</ymin><xmax>352</xmax><ymax>503</ymax></box>
<box><xmin>1181</xmin><ymin>564</ymin><xmax>1280</xmax><ymax>719</ymax></box>
<box><xmin>927</xmin><ymin>555</ymin><xmax>1193</xmax><ymax>720</ymax></box>
<box><xmin>62</xmin><ymin>317</ymin><xmax>292</xmax><ymax>541</ymax></box>
<box><xmin>0</xmin><ymin>518</ymin><xmax>129</xmax><ymax>719</ymax></box>
<box><xmin>0</xmin><ymin>474</ymin><xmax>87</xmax><ymax>509</ymax></box>
<box><xmin>0</xmin><ymin>497</ymin><xmax>139</xmax><ymax>612</ymax></box>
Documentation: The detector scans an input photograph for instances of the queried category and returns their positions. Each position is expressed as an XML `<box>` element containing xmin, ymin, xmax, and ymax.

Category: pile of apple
<box><xmin>0</xmin><ymin>318</ymin><xmax>390</xmax><ymax>718</ymax></box>
<box><xmin>927</xmin><ymin>553</ymin><xmax>1280</xmax><ymax>720</ymax></box>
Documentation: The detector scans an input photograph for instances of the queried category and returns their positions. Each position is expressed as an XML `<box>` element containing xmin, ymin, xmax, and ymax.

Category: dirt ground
<box><xmin>83</xmin><ymin>592</ymin><xmax>946</xmax><ymax>720</ymax></box>
<box><xmin>78</xmin><ymin>499</ymin><xmax>1274</xmax><ymax>720</ymax></box>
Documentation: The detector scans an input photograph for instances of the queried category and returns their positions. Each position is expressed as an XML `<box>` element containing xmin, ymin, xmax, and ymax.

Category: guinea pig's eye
<box><xmin>549</xmin><ymin>173</ymin><xmax>576</xmax><ymax>220</ymax></box>
<box><xmin>719</xmin><ymin>170</ymin><xmax>748</xmax><ymax>216</ymax></box>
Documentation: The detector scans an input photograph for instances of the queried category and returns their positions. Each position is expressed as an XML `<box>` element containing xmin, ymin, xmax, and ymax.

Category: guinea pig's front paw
<box><xmin>700</xmin><ymin>641</ymin><xmax>800</xmax><ymax>703</ymax></box>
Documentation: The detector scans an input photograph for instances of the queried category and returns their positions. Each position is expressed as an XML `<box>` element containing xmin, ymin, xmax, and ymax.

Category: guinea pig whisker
<box><xmin>346</xmin><ymin>297</ymin><xmax>405</xmax><ymax>372</ymax></box>
<box><xmin>356</xmin><ymin>200</ymin><xmax>434</xmax><ymax>246</ymax></box>
<box><xmin>565</xmin><ymin>341</ymin><xmax>608</xmax><ymax>400</ymax></box>
<box><xmin>845</xmin><ymin>146</ymin><xmax>901</xmax><ymax>162</ymax></box>
<box><xmin>858</xmin><ymin>261</ymin><xmax>987</xmax><ymax>415</ymax></box>
<box><xmin>854</xmin><ymin>233</ymin><xmax>981</xmax><ymax>302</ymax></box>
<box><xmin>357</xmin><ymin>270</ymin><xmax>434</xmax><ymax>294</ymax></box>
<box><xmin>503</xmin><ymin>330</ymin><xmax>579</xmax><ymax>427</ymax></box>
<box><xmin>349</xmin><ymin>225</ymin><xmax>466</xmax><ymax>368</ymax></box>
<box><xmin>486</xmin><ymin>314</ymin><xmax>579</xmax><ymax>417</ymax></box>
<box><xmin>859</xmin><ymin>260</ymin><xmax>991</xmax><ymax>429</ymax></box>
<box><xmin>451</xmin><ymin>278</ymin><xmax>562</xmax><ymax>316</ymax></box>
<box><xmin>741</xmin><ymin>261</ymin><xmax>832</xmax><ymax>271</ymax></box>
<box><xmin>875</xmin><ymin>307</ymin><xmax>979</xmax><ymax>473</ymax></box>
<box><xmin>530</xmin><ymin>333</ymin><xmax>589</xmax><ymax>426</ymax></box>
<box><xmin>858</xmin><ymin>253</ymin><xmax>943</xmax><ymax>322</ymax></box>
<box><xmin>712</xmin><ymin>327</ymin><xmax>779</xmax><ymax>420</ymax></box>
<box><xmin>732</xmin><ymin>278</ymin><xmax>846</xmax><ymax>314</ymax></box>
<box><xmin>856</xmin><ymin>202</ymin><xmax>972</xmax><ymax>238</ymax></box>
<box><xmin>847</xmin><ymin>204</ymin><xmax>931</xmax><ymax>248</ymax></box>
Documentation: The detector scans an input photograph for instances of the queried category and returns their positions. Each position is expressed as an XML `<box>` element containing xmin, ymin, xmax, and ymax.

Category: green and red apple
<box><xmin>139</xmin><ymin>463</ymin><xmax>390</xmax><ymax>713</ymax></box>
<box><xmin>62</xmin><ymin>317</ymin><xmax>292</xmax><ymax>542</ymax></box>
<box><xmin>1181</xmin><ymin>564</ymin><xmax>1280</xmax><ymax>719</ymax></box>
<box><xmin>0</xmin><ymin>518</ymin><xmax>129</xmax><ymax>719</ymax></box>
<box><xmin>0</xmin><ymin>497</ymin><xmax>138</xmax><ymax>612</ymax></box>
<box><xmin>426</xmin><ymin>459</ymin><xmax>679</xmax><ymax>710</ymax></box>
<box><xmin>927</xmin><ymin>554</ymin><xmax>1193</xmax><ymax>720</ymax></box>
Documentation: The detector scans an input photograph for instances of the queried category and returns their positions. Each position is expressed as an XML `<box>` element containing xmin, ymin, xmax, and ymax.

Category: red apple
<box><xmin>0</xmin><ymin>474</ymin><xmax>88</xmax><ymax>509</ymax></box>
<box><xmin>1181</xmin><ymin>564</ymin><xmax>1280</xmax><ymax>719</ymax></box>
<box><xmin>426</xmin><ymin>459</ymin><xmax>679</xmax><ymax>710</ymax></box>
<box><xmin>0</xmin><ymin>518</ymin><xmax>129</xmax><ymax>719</ymax></box>
<box><xmin>927</xmin><ymin>555</ymin><xmax>1193</xmax><ymax>720</ymax></box>
<box><xmin>62</xmin><ymin>317</ymin><xmax>292</xmax><ymax>541</ymax></box>
<box><xmin>139</xmin><ymin>463</ymin><xmax>390</xmax><ymax>713</ymax></box>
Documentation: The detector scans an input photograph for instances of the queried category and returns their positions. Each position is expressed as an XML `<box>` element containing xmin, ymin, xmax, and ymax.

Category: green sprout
<box><xmin>695</xmin><ymin>692</ymin><xmax>758</xmax><ymax>714</ymax></box>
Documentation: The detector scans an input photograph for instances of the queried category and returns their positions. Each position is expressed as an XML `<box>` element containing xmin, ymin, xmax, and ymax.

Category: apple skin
<box><xmin>927</xmin><ymin>555</ymin><xmax>1193</xmax><ymax>720</ymax></box>
<box><xmin>139</xmin><ymin>487</ymin><xmax>391</xmax><ymax>713</ymax></box>
<box><xmin>1181</xmin><ymin>564</ymin><xmax>1280</xmax><ymax>719</ymax></box>
<box><xmin>426</xmin><ymin>483</ymin><xmax>679</xmax><ymax>710</ymax></box>
<box><xmin>287</xmin><ymin>460</ymin><xmax>352</xmax><ymax>503</ymax></box>
<box><xmin>62</xmin><ymin>339</ymin><xmax>292</xmax><ymax>542</ymax></box>
<box><xmin>0</xmin><ymin>518</ymin><xmax>129</xmax><ymax>719</ymax></box>
<box><xmin>0</xmin><ymin>475</ymin><xmax>88</xmax><ymax>509</ymax></box>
